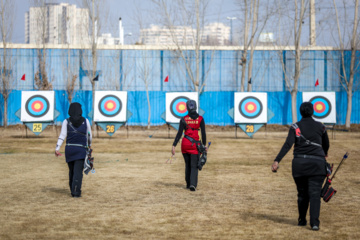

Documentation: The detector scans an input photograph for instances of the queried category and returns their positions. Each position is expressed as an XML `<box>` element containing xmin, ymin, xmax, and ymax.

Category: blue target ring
<box><xmin>170</xmin><ymin>96</ymin><xmax>190</xmax><ymax>119</ymax></box>
<box><xmin>25</xmin><ymin>95</ymin><xmax>50</xmax><ymax>118</ymax></box>
<box><xmin>309</xmin><ymin>96</ymin><xmax>331</xmax><ymax>119</ymax></box>
<box><xmin>239</xmin><ymin>96</ymin><xmax>263</xmax><ymax>119</ymax></box>
<box><xmin>98</xmin><ymin>95</ymin><xmax>122</xmax><ymax>117</ymax></box>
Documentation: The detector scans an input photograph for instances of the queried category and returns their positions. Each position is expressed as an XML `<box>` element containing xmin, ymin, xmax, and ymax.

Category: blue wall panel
<box><xmin>1</xmin><ymin>48</ymin><xmax>360</xmax><ymax>126</ymax></box>
<box><xmin>3</xmin><ymin>90</ymin><xmax>360</xmax><ymax>126</ymax></box>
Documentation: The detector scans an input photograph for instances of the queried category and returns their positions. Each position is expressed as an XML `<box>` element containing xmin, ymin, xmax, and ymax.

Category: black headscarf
<box><xmin>300</xmin><ymin>102</ymin><xmax>314</xmax><ymax>118</ymax></box>
<box><xmin>186</xmin><ymin>100</ymin><xmax>199</xmax><ymax>120</ymax></box>
<box><xmin>68</xmin><ymin>102</ymin><xmax>85</xmax><ymax>128</ymax></box>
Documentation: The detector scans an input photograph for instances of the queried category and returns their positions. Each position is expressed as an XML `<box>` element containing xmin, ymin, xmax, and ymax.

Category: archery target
<box><xmin>234</xmin><ymin>92</ymin><xmax>267</xmax><ymax>123</ymax></box>
<box><xmin>21</xmin><ymin>91</ymin><xmax>55</xmax><ymax>122</ymax></box>
<box><xmin>94</xmin><ymin>91</ymin><xmax>127</xmax><ymax>122</ymax></box>
<box><xmin>166</xmin><ymin>92</ymin><xmax>198</xmax><ymax>123</ymax></box>
<box><xmin>302</xmin><ymin>92</ymin><xmax>336</xmax><ymax>123</ymax></box>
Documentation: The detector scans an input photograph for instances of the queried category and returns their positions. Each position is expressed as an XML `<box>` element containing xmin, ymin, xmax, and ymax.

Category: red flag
<box><xmin>164</xmin><ymin>76</ymin><xmax>169</xmax><ymax>82</ymax></box>
<box><xmin>315</xmin><ymin>79</ymin><xmax>319</xmax><ymax>87</ymax></box>
<box><xmin>21</xmin><ymin>74</ymin><xmax>25</xmax><ymax>81</ymax></box>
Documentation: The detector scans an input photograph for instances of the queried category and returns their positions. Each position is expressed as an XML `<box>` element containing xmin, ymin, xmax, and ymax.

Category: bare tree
<box><xmin>151</xmin><ymin>0</ymin><xmax>215</xmax><ymax>93</ymax></box>
<box><xmin>332</xmin><ymin>0</ymin><xmax>360</xmax><ymax>128</ymax></box>
<box><xmin>80</xmin><ymin>0</ymin><xmax>109</xmax><ymax>127</ymax></box>
<box><xmin>137</xmin><ymin>50</ymin><xmax>156</xmax><ymax>129</ymax></box>
<box><xmin>275</xmin><ymin>0</ymin><xmax>308</xmax><ymax>123</ymax></box>
<box><xmin>237</xmin><ymin>0</ymin><xmax>273</xmax><ymax>92</ymax></box>
<box><xmin>31</xmin><ymin>0</ymin><xmax>52</xmax><ymax>90</ymax></box>
<box><xmin>0</xmin><ymin>0</ymin><xmax>14</xmax><ymax>127</ymax></box>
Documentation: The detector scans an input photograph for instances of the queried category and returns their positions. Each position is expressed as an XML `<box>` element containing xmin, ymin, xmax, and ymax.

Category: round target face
<box><xmin>309</xmin><ymin>96</ymin><xmax>331</xmax><ymax>119</ymax></box>
<box><xmin>170</xmin><ymin>96</ymin><xmax>190</xmax><ymax>119</ymax></box>
<box><xmin>98</xmin><ymin>95</ymin><xmax>122</xmax><ymax>117</ymax></box>
<box><xmin>239</xmin><ymin>96</ymin><xmax>263</xmax><ymax>119</ymax></box>
<box><xmin>25</xmin><ymin>95</ymin><xmax>50</xmax><ymax>118</ymax></box>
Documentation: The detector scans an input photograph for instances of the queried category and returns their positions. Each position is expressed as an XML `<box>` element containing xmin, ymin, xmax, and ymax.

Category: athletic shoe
<box><xmin>311</xmin><ymin>226</ymin><xmax>319</xmax><ymax>231</ymax></box>
<box><xmin>189</xmin><ymin>185</ymin><xmax>196</xmax><ymax>191</ymax></box>
<box><xmin>298</xmin><ymin>219</ymin><xmax>307</xmax><ymax>226</ymax></box>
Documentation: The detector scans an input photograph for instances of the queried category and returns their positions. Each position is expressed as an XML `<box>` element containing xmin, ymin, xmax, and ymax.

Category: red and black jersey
<box><xmin>173</xmin><ymin>115</ymin><xmax>206</xmax><ymax>155</ymax></box>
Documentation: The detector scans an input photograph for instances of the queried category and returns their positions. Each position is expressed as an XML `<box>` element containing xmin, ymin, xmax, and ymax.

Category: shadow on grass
<box><xmin>245</xmin><ymin>211</ymin><xmax>297</xmax><ymax>226</ymax></box>
<box><xmin>43</xmin><ymin>187</ymin><xmax>69</xmax><ymax>196</ymax></box>
<box><xmin>153</xmin><ymin>181</ymin><xmax>187</xmax><ymax>189</ymax></box>
<box><xmin>10</xmin><ymin>135</ymin><xmax>46</xmax><ymax>139</ymax></box>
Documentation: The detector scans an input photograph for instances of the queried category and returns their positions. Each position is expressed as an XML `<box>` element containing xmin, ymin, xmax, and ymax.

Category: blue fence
<box><xmin>0</xmin><ymin>48</ymin><xmax>359</xmax><ymax>126</ymax></box>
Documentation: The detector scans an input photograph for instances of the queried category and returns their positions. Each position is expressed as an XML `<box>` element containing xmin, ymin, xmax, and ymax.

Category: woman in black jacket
<box><xmin>271</xmin><ymin>102</ymin><xmax>329</xmax><ymax>231</ymax></box>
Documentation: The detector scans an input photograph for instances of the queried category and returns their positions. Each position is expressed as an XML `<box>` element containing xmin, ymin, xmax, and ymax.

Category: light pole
<box><xmin>227</xmin><ymin>17</ymin><xmax>237</xmax><ymax>45</ymax></box>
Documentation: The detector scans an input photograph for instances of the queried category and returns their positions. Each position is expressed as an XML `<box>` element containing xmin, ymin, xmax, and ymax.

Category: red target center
<box><xmin>314</xmin><ymin>102</ymin><xmax>325</xmax><ymax>113</ymax></box>
<box><xmin>104</xmin><ymin>100</ymin><xmax>116</xmax><ymax>111</ymax></box>
<box><xmin>176</xmin><ymin>102</ymin><xmax>187</xmax><ymax>113</ymax></box>
<box><xmin>31</xmin><ymin>101</ymin><xmax>44</xmax><ymax>112</ymax></box>
<box><xmin>245</xmin><ymin>102</ymin><xmax>257</xmax><ymax>113</ymax></box>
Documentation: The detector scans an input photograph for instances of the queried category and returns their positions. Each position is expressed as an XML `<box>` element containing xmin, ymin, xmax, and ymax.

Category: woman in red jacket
<box><xmin>172</xmin><ymin>100</ymin><xmax>206</xmax><ymax>191</ymax></box>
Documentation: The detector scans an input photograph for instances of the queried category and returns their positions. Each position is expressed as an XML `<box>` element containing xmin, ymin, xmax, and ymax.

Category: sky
<box><xmin>10</xmin><ymin>0</ymin><xmax>360</xmax><ymax>46</ymax></box>
<box><xmin>12</xmin><ymin>0</ymin><xmax>240</xmax><ymax>44</ymax></box>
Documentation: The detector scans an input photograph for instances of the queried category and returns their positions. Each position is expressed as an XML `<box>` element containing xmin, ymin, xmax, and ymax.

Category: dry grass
<box><xmin>0</xmin><ymin>125</ymin><xmax>360</xmax><ymax>240</ymax></box>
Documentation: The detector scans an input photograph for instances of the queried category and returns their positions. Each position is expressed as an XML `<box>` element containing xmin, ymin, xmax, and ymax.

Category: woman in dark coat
<box><xmin>271</xmin><ymin>102</ymin><xmax>329</xmax><ymax>231</ymax></box>
<box><xmin>55</xmin><ymin>102</ymin><xmax>92</xmax><ymax>198</ymax></box>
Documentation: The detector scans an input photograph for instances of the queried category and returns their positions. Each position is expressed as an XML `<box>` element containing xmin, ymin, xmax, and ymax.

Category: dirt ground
<box><xmin>0</xmin><ymin>124</ymin><xmax>359</xmax><ymax>240</ymax></box>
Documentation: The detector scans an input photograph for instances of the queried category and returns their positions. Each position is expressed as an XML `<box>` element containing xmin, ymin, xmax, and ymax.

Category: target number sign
<box><xmin>302</xmin><ymin>92</ymin><xmax>336</xmax><ymax>124</ymax></box>
<box><xmin>33</xmin><ymin>123</ymin><xmax>42</xmax><ymax>132</ymax></box>
<box><xmin>246</xmin><ymin>125</ymin><xmax>254</xmax><ymax>133</ymax></box>
<box><xmin>106</xmin><ymin>125</ymin><xmax>115</xmax><ymax>133</ymax></box>
<box><xmin>21</xmin><ymin>91</ymin><xmax>55</xmax><ymax>122</ymax></box>
<box><xmin>166</xmin><ymin>92</ymin><xmax>199</xmax><ymax>123</ymax></box>
<box><xmin>234</xmin><ymin>92</ymin><xmax>267</xmax><ymax>123</ymax></box>
<box><xmin>94</xmin><ymin>91</ymin><xmax>127</xmax><ymax>122</ymax></box>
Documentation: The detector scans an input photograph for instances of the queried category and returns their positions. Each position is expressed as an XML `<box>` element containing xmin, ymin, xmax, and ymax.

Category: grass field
<box><xmin>1</xmin><ymin>125</ymin><xmax>360</xmax><ymax>240</ymax></box>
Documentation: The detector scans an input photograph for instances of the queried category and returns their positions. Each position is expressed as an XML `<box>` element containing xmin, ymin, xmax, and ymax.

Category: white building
<box><xmin>140</xmin><ymin>23</ymin><xmax>230</xmax><ymax>46</ymax></box>
<box><xmin>140</xmin><ymin>25</ymin><xmax>195</xmax><ymax>45</ymax></box>
<box><xmin>97</xmin><ymin>33</ymin><xmax>121</xmax><ymax>45</ymax></box>
<box><xmin>25</xmin><ymin>3</ymin><xmax>89</xmax><ymax>44</ymax></box>
<box><xmin>201</xmin><ymin>22</ymin><xmax>230</xmax><ymax>45</ymax></box>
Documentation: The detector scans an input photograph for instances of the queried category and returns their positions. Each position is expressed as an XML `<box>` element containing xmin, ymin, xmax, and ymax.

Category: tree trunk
<box><xmin>91</xmin><ymin>80</ymin><xmax>95</xmax><ymax>130</ymax></box>
<box><xmin>3</xmin><ymin>96</ymin><xmax>7</xmax><ymax>127</ymax></box>
<box><xmin>146</xmin><ymin>85</ymin><xmax>151</xmax><ymax>129</ymax></box>
<box><xmin>345</xmin><ymin>88</ymin><xmax>352</xmax><ymax>128</ymax></box>
<box><xmin>247</xmin><ymin>50</ymin><xmax>254</xmax><ymax>92</ymax></box>
<box><xmin>240</xmin><ymin>51</ymin><xmax>247</xmax><ymax>92</ymax></box>
<box><xmin>291</xmin><ymin>90</ymin><xmax>297</xmax><ymax>123</ymax></box>
<box><xmin>345</xmin><ymin>0</ymin><xmax>358</xmax><ymax>129</ymax></box>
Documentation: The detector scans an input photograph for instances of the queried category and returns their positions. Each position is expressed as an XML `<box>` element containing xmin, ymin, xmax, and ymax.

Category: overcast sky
<box><xmin>11</xmin><ymin>0</ymin><xmax>360</xmax><ymax>46</ymax></box>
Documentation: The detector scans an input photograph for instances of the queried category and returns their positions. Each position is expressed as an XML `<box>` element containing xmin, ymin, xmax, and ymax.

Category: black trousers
<box><xmin>67</xmin><ymin>159</ymin><xmax>84</xmax><ymax>197</ymax></box>
<box><xmin>293</xmin><ymin>175</ymin><xmax>325</xmax><ymax>227</ymax></box>
<box><xmin>183</xmin><ymin>153</ymin><xmax>199</xmax><ymax>188</ymax></box>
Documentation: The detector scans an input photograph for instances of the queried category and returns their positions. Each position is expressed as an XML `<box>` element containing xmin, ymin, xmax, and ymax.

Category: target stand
<box><xmin>229</xmin><ymin>92</ymin><xmax>273</xmax><ymax>138</ymax></box>
<box><xmin>92</xmin><ymin>91</ymin><xmax>131</xmax><ymax>137</ymax></box>
<box><xmin>15</xmin><ymin>109</ymin><xmax>60</xmax><ymax>137</ymax></box>
<box><xmin>303</xmin><ymin>92</ymin><xmax>337</xmax><ymax>139</ymax></box>
<box><xmin>94</xmin><ymin>109</ymin><xmax>133</xmax><ymax>137</ymax></box>
<box><xmin>162</xmin><ymin>92</ymin><xmax>203</xmax><ymax>138</ymax></box>
<box><xmin>16</xmin><ymin>91</ymin><xmax>60</xmax><ymax>136</ymax></box>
